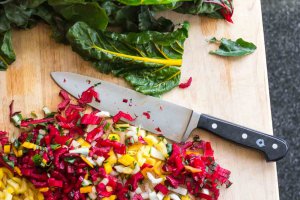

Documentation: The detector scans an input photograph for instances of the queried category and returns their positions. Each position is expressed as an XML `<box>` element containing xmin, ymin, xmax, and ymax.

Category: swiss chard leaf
<box><xmin>209</xmin><ymin>37</ymin><xmax>257</xmax><ymax>57</ymax></box>
<box><xmin>3</xmin><ymin>2</ymin><xmax>38</xmax><ymax>28</ymax></box>
<box><xmin>116</xmin><ymin>0</ymin><xmax>193</xmax><ymax>6</ymax></box>
<box><xmin>138</xmin><ymin>6</ymin><xmax>174</xmax><ymax>32</ymax></box>
<box><xmin>101</xmin><ymin>2</ymin><xmax>174</xmax><ymax>33</ymax></box>
<box><xmin>0</xmin><ymin>31</ymin><xmax>15</xmax><ymax>70</ymax></box>
<box><xmin>48</xmin><ymin>0</ymin><xmax>108</xmax><ymax>31</ymax></box>
<box><xmin>153</xmin><ymin>0</ymin><xmax>234</xmax><ymax>22</ymax></box>
<box><xmin>0</xmin><ymin>12</ymin><xmax>11</xmax><ymax>33</ymax></box>
<box><xmin>33</xmin><ymin>4</ymin><xmax>71</xmax><ymax>43</ymax></box>
<box><xmin>67</xmin><ymin>21</ymin><xmax>189</xmax><ymax>96</ymax></box>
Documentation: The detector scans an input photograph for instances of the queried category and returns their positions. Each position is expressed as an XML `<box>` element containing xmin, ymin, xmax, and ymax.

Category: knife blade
<box><xmin>51</xmin><ymin>72</ymin><xmax>288</xmax><ymax>161</ymax></box>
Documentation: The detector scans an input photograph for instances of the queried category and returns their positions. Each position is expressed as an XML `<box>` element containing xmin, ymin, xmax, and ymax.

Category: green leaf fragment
<box><xmin>0</xmin><ymin>31</ymin><xmax>15</xmax><ymax>70</ymax></box>
<box><xmin>32</xmin><ymin>154</ymin><xmax>43</xmax><ymax>166</ymax></box>
<box><xmin>50</xmin><ymin>144</ymin><xmax>61</xmax><ymax>150</ymax></box>
<box><xmin>209</xmin><ymin>37</ymin><xmax>257</xmax><ymax>57</ymax></box>
<box><xmin>3</xmin><ymin>155</ymin><xmax>14</xmax><ymax>168</ymax></box>
<box><xmin>64</xmin><ymin>157</ymin><xmax>77</xmax><ymax>164</ymax></box>
<box><xmin>166</xmin><ymin>143</ymin><xmax>172</xmax><ymax>155</ymax></box>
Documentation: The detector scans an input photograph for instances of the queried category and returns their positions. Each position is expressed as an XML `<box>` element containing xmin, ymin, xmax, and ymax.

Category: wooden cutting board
<box><xmin>0</xmin><ymin>0</ymin><xmax>279</xmax><ymax>199</ymax></box>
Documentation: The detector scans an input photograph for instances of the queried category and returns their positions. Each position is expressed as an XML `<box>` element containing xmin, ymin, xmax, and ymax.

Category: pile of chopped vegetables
<box><xmin>0</xmin><ymin>167</ymin><xmax>44</xmax><ymax>200</ymax></box>
<box><xmin>0</xmin><ymin>87</ymin><xmax>231</xmax><ymax>200</ymax></box>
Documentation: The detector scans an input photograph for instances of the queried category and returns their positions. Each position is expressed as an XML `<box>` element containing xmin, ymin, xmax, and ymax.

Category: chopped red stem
<box><xmin>179</xmin><ymin>77</ymin><xmax>192</xmax><ymax>89</ymax></box>
<box><xmin>21</xmin><ymin>118</ymin><xmax>55</xmax><ymax>127</ymax></box>
<box><xmin>142</xmin><ymin>112</ymin><xmax>151</xmax><ymax>119</ymax></box>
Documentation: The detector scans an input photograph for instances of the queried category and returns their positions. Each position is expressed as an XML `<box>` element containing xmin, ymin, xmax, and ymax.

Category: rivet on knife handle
<box><xmin>197</xmin><ymin>114</ymin><xmax>288</xmax><ymax>161</ymax></box>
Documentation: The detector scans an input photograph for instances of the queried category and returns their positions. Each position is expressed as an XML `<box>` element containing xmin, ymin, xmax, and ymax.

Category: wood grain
<box><xmin>0</xmin><ymin>0</ymin><xmax>279</xmax><ymax>199</ymax></box>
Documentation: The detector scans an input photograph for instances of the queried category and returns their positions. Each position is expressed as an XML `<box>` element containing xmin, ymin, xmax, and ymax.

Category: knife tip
<box><xmin>50</xmin><ymin>71</ymin><xmax>58</xmax><ymax>78</ymax></box>
<box><xmin>50</xmin><ymin>72</ymin><xmax>64</xmax><ymax>85</ymax></box>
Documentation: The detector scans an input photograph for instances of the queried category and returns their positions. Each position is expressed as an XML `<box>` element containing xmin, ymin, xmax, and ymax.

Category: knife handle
<box><xmin>197</xmin><ymin>114</ymin><xmax>288</xmax><ymax>161</ymax></box>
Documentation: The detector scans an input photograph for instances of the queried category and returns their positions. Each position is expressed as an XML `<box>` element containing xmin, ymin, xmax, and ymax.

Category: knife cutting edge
<box><xmin>51</xmin><ymin>72</ymin><xmax>288</xmax><ymax>162</ymax></box>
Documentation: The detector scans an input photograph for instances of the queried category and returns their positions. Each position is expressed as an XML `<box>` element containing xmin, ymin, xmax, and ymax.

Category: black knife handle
<box><xmin>197</xmin><ymin>114</ymin><xmax>288</xmax><ymax>161</ymax></box>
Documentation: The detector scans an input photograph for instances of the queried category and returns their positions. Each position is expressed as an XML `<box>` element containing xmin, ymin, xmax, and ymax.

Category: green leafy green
<box><xmin>116</xmin><ymin>0</ymin><xmax>192</xmax><ymax>6</ymax></box>
<box><xmin>153</xmin><ymin>0</ymin><xmax>234</xmax><ymax>22</ymax></box>
<box><xmin>50</xmin><ymin>144</ymin><xmax>61</xmax><ymax>150</ymax></box>
<box><xmin>67</xmin><ymin>21</ymin><xmax>189</xmax><ymax>95</ymax></box>
<box><xmin>209</xmin><ymin>37</ymin><xmax>257</xmax><ymax>57</ymax></box>
<box><xmin>101</xmin><ymin>2</ymin><xmax>174</xmax><ymax>33</ymax></box>
<box><xmin>115</xmin><ymin>0</ymin><xmax>233</xmax><ymax>23</ymax></box>
<box><xmin>32</xmin><ymin>154</ymin><xmax>43</xmax><ymax>166</ymax></box>
<box><xmin>64</xmin><ymin>157</ymin><xmax>77</xmax><ymax>164</ymax></box>
<box><xmin>0</xmin><ymin>31</ymin><xmax>15</xmax><ymax>70</ymax></box>
<box><xmin>0</xmin><ymin>0</ymin><xmax>234</xmax><ymax>95</ymax></box>
<box><xmin>166</xmin><ymin>143</ymin><xmax>172</xmax><ymax>155</ymax></box>
<box><xmin>2</xmin><ymin>155</ymin><xmax>14</xmax><ymax>168</ymax></box>
<box><xmin>48</xmin><ymin>0</ymin><xmax>108</xmax><ymax>31</ymax></box>
<box><xmin>138</xmin><ymin>6</ymin><xmax>174</xmax><ymax>32</ymax></box>
<box><xmin>3</xmin><ymin>3</ymin><xmax>34</xmax><ymax>28</ymax></box>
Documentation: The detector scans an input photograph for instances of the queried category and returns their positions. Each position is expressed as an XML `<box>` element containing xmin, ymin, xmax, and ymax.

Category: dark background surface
<box><xmin>261</xmin><ymin>0</ymin><xmax>300</xmax><ymax>199</ymax></box>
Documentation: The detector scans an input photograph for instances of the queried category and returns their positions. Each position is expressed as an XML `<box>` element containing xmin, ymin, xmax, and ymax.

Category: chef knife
<box><xmin>51</xmin><ymin>72</ymin><xmax>288</xmax><ymax>161</ymax></box>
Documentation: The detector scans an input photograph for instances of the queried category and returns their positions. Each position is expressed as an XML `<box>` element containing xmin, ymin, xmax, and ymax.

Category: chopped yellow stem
<box><xmin>80</xmin><ymin>186</ymin><xmax>93</xmax><ymax>193</ymax></box>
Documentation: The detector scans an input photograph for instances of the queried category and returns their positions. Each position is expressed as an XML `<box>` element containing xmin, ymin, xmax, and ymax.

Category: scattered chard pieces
<box><xmin>0</xmin><ymin>87</ymin><xmax>231</xmax><ymax>200</ymax></box>
<box><xmin>209</xmin><ymin>37</ymin><xmax>257</xmax><ymax>57</ymax></box>
<box><xmin>58</xmin><ymin>90</ymin><xmax>71</xmax><ymax>111</ymax></box>
<box><xmin>155</xmin><ymin>127</ymin><xmax>162</xmax><ymax>132</ymax></box>
<box><xmin>20</xmin><ymin>117</ymin><xmax>55</xmax><ymax>127</ymax></box>
<box><xmin>0</xmin><ymin>131</ymin><xmax>8</xmax><ymax>147</ymax></box>
<box><xmin>143</xmin><ymin>112</ymin><xmax>151</xmax><ymax>119</ymax></box>
<box><xmin>78</xmin><ymin>86</ymin><xmax>100</xmax><ymax>104</ymax></box>
<box><xmin>112</xmin><ymin>111</ymin><xmax>134</xmax><ymax>123</ymax></box>
<box><xmin>179</xmin><ymin>77</ymin><xmax>193</xmax><ymax>89</ymax></box>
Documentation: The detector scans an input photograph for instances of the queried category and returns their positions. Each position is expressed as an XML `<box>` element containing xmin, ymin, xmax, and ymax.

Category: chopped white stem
<box><xmin>136</xmin><ymin>187</ymin><xmax>142</xmax><ymax>194</ymax></box>
<box><xmin>86</xmin><ymin>125</ymin><xmax>98</xmax><ymax>133</ymax></box>
<box><xmin>126</xmin><ymin>130</ymin><xmax>137</xmax><ymax>137</ymax></box>
<box><xmin>96</xmin><ymin>111</ymin><xmax>110</xmax><ymax>117</ymax></box>
<box><xmin>114</xmin><ymin>165</ymin><xmax>133</xmax><ymax>174</ymax></box>
<box><xmin>149</xmin><ymin>191</ymin><xmax>159</xmax><ymax>200</ymax></box>
<box><xmin>128</xmin><ymin>126</ymin><xmax>138</xmax><ymax>132</ymax></box>
<box><xmin>147</xmin><ymin>172</ymin><xmax>163</xmax><ymax>184</ymax></box>
<box><xmin>82</xmin><ymin>179</ymin><xmax>92</xmax><ymax>186</ymax></box>
<box><xmin>168</xmin><ymin>186</ymin><xmax>188</xmax><ymax>196</ymax></box>
<box><xmin>86</xmin><ymin>156</ymin><xmax>96</xmax><ymax>166</ymax></box>
<box><xmin>157</xmin><ymin>192</ymin><xmax>164</xmax><ymax>200</ymax></box>
<box><xmin>39</xmin><ymin>129</ymin><xmax>47</xmax><ymax>135</ymax></box>
<box><xmin>133</xmin><ymin>135</ymin><xmax>139</xmax><ymax>142</ymax></box>
<box><xmin>69</xmin><ymin>147</ymin><xmax>89</xmax><ymax>155</ymax></box>
<box><xmin>42</xmin><ymin>106</ymin><xmax>51</xmax><ymax>115</ymax></box>
<box><xmin>138</xmin><ymin>129</ymin><xmax>146</xmax><ymax>137</ymax></box>
<box><xmin>71</xmin><ymin>140</ymin><xmax>80</xmax><ymax>148</ymax></box>
<box><xmin>132</xmin><ymin>163</ymin><xmax>140</xmax><ymax>174</ymax></box>
<box><xmin>141</xmin><ymin>192</ymin><xmax>149</xmax><ymax>199</ymax></box>
<box><xmin>169</xmin><ymin>193</ymin><xmax>181</xmax><ymax>200</ymax></box>
<box><xmin>88</xmin><ymin>186</ymin><xmax>97</xmax><ymax>200</ymax></box>
<box><xmin>150</xmin><ymin>147</ymin><xmax>165</xmax><ymax>160</ymax></box>
<box><xmin>95</xmin><ymin>156</ymin><xmax>105</xmax><ymax>166</ymax></box>
<box><xmin>201</xmin><ymin>188</ymin><xmax>210</xmax><ymax>195</ymax></box>
<box><xmin>12</xmin><ymin>114</ymin><xmax>22</xmax><ymax>125</ymax></box>
<box><xmin>100</xmin><ymin>178</ymin><xmax>109</xmax><ymax>185</ymax></box>
<box><xmin>91</xmin><ymin>141</ymin><xmax>97</xmax><ymax>147</ymax></box>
